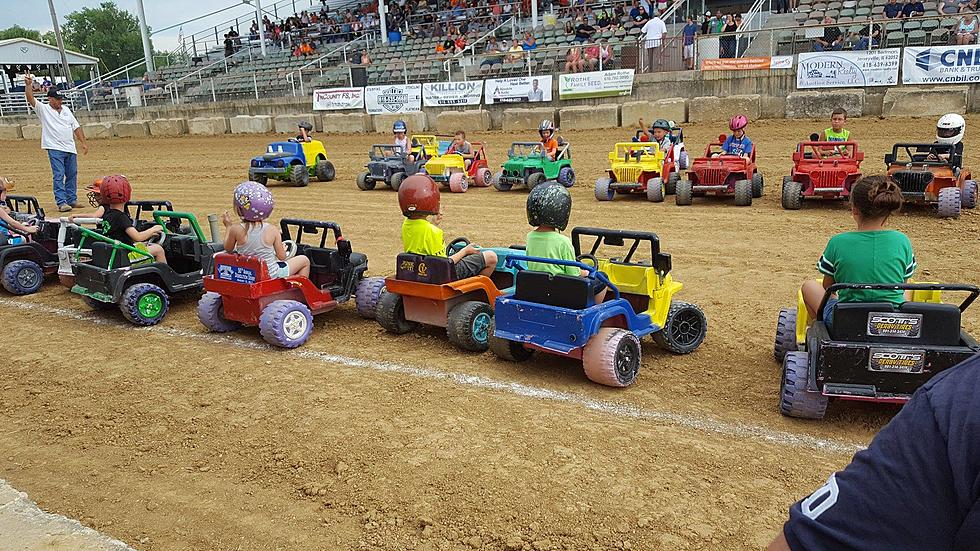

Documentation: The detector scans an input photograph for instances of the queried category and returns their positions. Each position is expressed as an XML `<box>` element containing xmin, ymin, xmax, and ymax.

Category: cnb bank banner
<box><xmin>904</xmin><ymin>45</ymin><xmax>980</xmax><ymax>84</ymax></box>
<box><xmin>422</xmin><ymin>81</ymin><xmax>484</xmax><ymax>107</ymax></box>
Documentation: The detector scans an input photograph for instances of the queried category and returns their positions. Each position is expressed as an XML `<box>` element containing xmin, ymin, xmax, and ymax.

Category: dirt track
<box><xmin>1</xmin><ymin>116</ymin><xmax>978</xmax><ymax>550</ymax></box>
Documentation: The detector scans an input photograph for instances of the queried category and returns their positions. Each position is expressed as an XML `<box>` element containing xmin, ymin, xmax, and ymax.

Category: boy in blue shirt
<box><xmin>682</xmin><ymin>15</ymin><xmax>698</xmax><ymax>69</ymax></box>
<box><xmin>718</xmin><ymin>114</ymin><xmax>753</xmax><ymax>158</ymax></box>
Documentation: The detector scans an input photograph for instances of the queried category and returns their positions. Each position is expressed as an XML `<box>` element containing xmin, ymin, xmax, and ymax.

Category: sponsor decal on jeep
<box><xmin>867</xmin><ymin>312</ymin><xmax>923</xmax><ymax>338</ymax></box>
<box><xmin>217</xmin><ymin>264</ymin><xmax>257</xmax><ymax>284</ymax></box>
<box><xmin>868</xmin><ymin>348</ymin><xmax>925</xmax><ymax>373</ymax></box>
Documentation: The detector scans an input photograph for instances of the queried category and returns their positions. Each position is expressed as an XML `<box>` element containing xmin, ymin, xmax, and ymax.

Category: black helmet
<box><xmin>538</xmin><ymin>119</ymin><xmax>556</xmax><ymax>138</ymax></box>
<box><xmin>298</xmin><ymin>120</ymin><xmax>313</xmax><ymax>131</ymax></box>
<box><xmin>651</xmin><ymin>119</ymin><xmax>671</xmax><ymax>131</ymax></box>
<box><xmin>527</xmin><ymin>183</ymin><xmax>572</xmax><ymax>231</ymax></box>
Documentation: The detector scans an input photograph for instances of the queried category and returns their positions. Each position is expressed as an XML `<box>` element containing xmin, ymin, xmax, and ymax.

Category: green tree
<box><xmin>62</xmin><ymin>1</ymin><xmax>149</xmax><ymax>73</ymax></box>
<box><xmin>0</xmin><ymin>25</ymin><xmax>43</xmax><ymax>42</ymax></box>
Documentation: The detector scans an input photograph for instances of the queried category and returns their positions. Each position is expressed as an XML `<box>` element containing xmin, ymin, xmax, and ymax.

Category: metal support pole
<box><xmin>257</xmin><ymin>0</ymin><xmax>268</xmax><ymax>56</ymax></box>
<box><xmin>532</xmin><ymin>0</ymin><xmax>538</xmax><ymax>30</ymax></box>
<box><xmin>254</xmin><ymin>73</ymin><xmax>259</xmax><ymax>100</ymax></box>
<box><xmin>47</xmin><ymin>0</ymin><xmax>74</xmax><ymax>87</ymax></box>
<box><xmin>211</xmin><ymin>78</ymin><xmax>216</xmax><ymax>102</ymax></box>
<box><xmin>379</xmin><ymin>0</ymin><xmax>389</xmax><ymax>44</ymax></box>
<box><xmin>135</xmin><ymin>0</ymin><xmax>156</xmax><ymax>76</ymax></box>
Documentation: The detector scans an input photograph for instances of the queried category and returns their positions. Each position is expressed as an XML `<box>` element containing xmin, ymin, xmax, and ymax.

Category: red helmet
<box><xmin>729</xmin><ymin>114</ymin><xmax>748</xmax><ymax>131</ymax></box>
<box><xmin>398</xmin><ymin>174</ymin><xmax>440</xmax><ymax>216</ymax></box>
<box><xmin>99</xmin><ymin>175</ymin><xmax>132</xmax><ymax>205</ymax></box>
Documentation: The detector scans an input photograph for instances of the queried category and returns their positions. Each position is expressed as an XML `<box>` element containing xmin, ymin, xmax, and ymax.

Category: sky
<box><xmin>0</xmin><ymin>0</ymin><xmax>325</xmax><ymax>53</ymax></box>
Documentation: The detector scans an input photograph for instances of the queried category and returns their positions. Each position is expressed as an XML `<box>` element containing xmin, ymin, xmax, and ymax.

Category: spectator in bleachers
<box><xmin>959</xmin><ymin>0</ymin><xmax>979</xmax><ymax>12</ymax></box>
<box><xmin>701</xmin><ymin>11</ymin><xmax>712</xmax><ymax>33</ymax></box>
<box><xmin>613</xmin><ymin>2</ymin><xmax>626</xmax><ymax>20</ymax></box>
<box><xmin>902</xmin><ymin>0</ymin><xmax>925</xmax><ymax>16</ymax></box>
<box><xmin>506</xmin><ymin>39</ymin><xmax>524</xmax><ymax>62</ymax></box>
<box><xmin>883</xmin><ymin>0</ymin><xmax>904</xmax><ymax>18</ymax></box>
<box><xmin>584</xmin><ymin>42</ymin><xmax>600</xmax><ymax>70</ymax></box>
<box><xmin>522</xmin><ymin>32</ymin><xmax>537</xmax><ymax>50</ymax></box>
<box><xmin>641</xmin><ymin>9</ymin><xmax>667</xmax><ymax>70</ymax></box>
<box><xmin>249</xmin><ymin>21</ymin><xmax>259</xmax><ymax>41</ymax></box>
<box><xmin>566</xmin><ymin>46</ymin><xmax>585</xmax><ymax>72</ymax></box>
<box><xmin>852</xmin><ymin>21</ymin><xmax>881</xmax><ymax>49</ymax></box>
<box><xmin>683</xmin><ymin>15</ymin><xmax>698</xmax><ymax>69</ymax></box>
<box><xmin>223</xmin><ymin>33</ymin><xmax>234</xmax><ymax>58</ymax></box>
<box><xmin>776</xmin><ymin>0</ymin><xmax>791</xmax><ymax>14</ymax></box>
<box><xmin>813</xmin><ymin>16</ymin><xmax>844</xmax><ymax>50</ymax></box>
<box><xmin>480</xmin><ymin>37</ymin><xmax>504</xmax><ymax>72</ymax></box>
<box><xmin>720</xmin><ymin>15</ymin><xmax>737</xmax><ymax>57</ymax></box>
<box><xmin>574</xmin><ymin>16</ymin><xmax>597</xmax><ymax>42</ymax></box>
<box><xmin>956</xmin><ymin>13</ymin><xmax>980</xmax><ymax>43</ymax></box>
<box><xmin>630</xmin><ymin>1</ymin><xmax>650</xmax><ymax>24</ymax></box>
<box><xmin>596</xmin><ymin>8</ymin><xmax>613</xmax><ymax>30</ymax></box>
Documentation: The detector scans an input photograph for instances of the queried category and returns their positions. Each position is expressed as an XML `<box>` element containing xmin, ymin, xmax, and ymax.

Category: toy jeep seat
<box><xmin>395</xmin><ymin>253</ymin><xmax>455</xmax><ymax>284</ymax></box>
<box><xmin>830</xmin><ymin>301</ymin><xmax>962</xmax><ymax>346</ymax></box>
<box><xmin>514</xmin><ymin>270</ymin><xmax>594</xmax><ymax>310</ymax></box>
<box><xmin>89</xmin><ymin>241</ymin><xmax>131</xmax><ymax>269</ymax></box>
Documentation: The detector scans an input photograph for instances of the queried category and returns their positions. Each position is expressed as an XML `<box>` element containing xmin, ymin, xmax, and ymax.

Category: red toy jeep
<box><xmin>676</xmin><ymin>134</ymin><xmax>762</xmax><ymax>206</ymax></box>
<box><xmin>782</xmin><ymin>139</ymin><xmax>864</xmax><ymax>210</ymax></box>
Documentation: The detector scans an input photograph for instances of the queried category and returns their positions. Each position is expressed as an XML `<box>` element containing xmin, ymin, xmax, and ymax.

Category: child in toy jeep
<box><xmin>0</xmin><ymin>183</ymin><xmax>60</xmax><ymax>296</ymax></box>
<box><xmin>594</xmin><ymin>140</ymin><xmax>675</xmax><ymax>203</ymax></box>
<box><xmin>781</xmin><ymin>137</ymin><xmax>864</xmax><ymax>210</ymax></box>
<box><xmin>493</xmin><ymin>121</ymin><xmax>575</xmax><ymax>191</ymax></box>
<box><xmin>489</xmin><ymin>226</ymin><xmax>707</xmax><ymax>388</ymax></box>
<box><xmin>199</xmin><ymin>182</ymin><xmax>376</xmax><ymax>348</ymax></box>
<box><xmin>376</xmin><ymin>174</ymin><xmax>523</xmax><ymax>351</ymax></box>
<box><xmin>676</xmin><ymin>115</ymin><xmax>762</xmax><ymax>207</ymax></box>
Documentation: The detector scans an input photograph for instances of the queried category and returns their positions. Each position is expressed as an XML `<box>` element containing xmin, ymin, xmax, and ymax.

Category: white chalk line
<box><xmin>0</xmin><ymin>297</ymin><xmax>866</xmax><ymax>456</ymax></box>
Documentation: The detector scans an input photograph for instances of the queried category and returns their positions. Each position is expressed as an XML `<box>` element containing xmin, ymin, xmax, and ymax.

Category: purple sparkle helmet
<box><xmin>233</xmin><ymin>181</ymin><xmax>274</xmax><ymax>221</ymax></box>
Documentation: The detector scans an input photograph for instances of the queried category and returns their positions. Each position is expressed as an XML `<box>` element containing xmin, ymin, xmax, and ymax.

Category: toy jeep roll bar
<box><xmin>571</xmin><ymin>227</ymin><xmax>672</xmax><ymax>275</ymax></box>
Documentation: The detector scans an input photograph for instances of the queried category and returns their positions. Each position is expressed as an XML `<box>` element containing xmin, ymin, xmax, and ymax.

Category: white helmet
<box><xmin>936</xmin><ymin>113</ymin><xmax>965</xmax><ymax>145</ymax></box>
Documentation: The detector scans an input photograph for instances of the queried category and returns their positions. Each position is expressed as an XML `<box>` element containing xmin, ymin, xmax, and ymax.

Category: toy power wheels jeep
<box><xmin>774</xmin><ymin>283</ymin><xmax>980</xmax><ymax>419</ymax></box>
<box><xmin>676</xmin><ymin>134</ymin><xmax>762</xmax><ymax>207</ymax></box>
<box><xmin>0</xmin><ymin>195</ymin><xmax>59</xmax><ymax>295</ymax></box>
<box><xmin>885</xmin><ymin>143</ymin><xmax>977</xmax><ymax>218</ymax></box>
<box><xmin>493</xmin><ymin>141</ymin><xmax>574</xmax><ymax>191</ymax></box>
<box><xmin>422</xmin><ymin>137</ymin><xmax>493</xmax><ymax>193</ymax></box>
<box><xmin>357</xmin><ymin>144</ymin><xmax>427</xmax><ymax>192</ymax></box>
<box><xmin>249</xmin><ymin>139</ymin><xmax>336</xmax><ymax>187</ymax></box>
<box><xmin>594</xmin><ymin>141</ymin><xmax>675</xmax><ymax>202</ymax></box>
<box><xmin>782</xmin><ymin>139</ymin><xmax>864</xmax><ymax>210</ymax></box>
<box><xmin>489</xmin><ymin>227</ymin><xmax>707</xmax><ymax>387</ymax></box>
<box><xmin>199</xmin><ymin>219</ymin><xmax>379</xmax><ymax>348</ymax></box>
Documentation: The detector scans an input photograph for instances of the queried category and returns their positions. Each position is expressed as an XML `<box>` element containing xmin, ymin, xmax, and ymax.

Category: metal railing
<box><xmin>444</xmin><ymin>18</ymin><xmax>519</xmax><ymax>81</ymax></box>
<box><xmin>286</xmin><ymin>33</ymin><xmax>372</xmax><ymax>95</ymax></box>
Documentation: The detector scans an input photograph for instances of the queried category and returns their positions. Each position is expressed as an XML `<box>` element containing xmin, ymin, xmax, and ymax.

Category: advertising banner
<box><xmin>903</xmin><ymin>45</ymin><xmax>980</xmax><ymax>84</ymax></box>
<box><xmin>558</xmin><ymin>69</ymin><xmax>634</xmax><ymax>99</ymax></box>
<box><xmin>484</xmin><ymin>75</ymin><xmax>553</xmax><ymax>104</ymax></box>
<box><xmin>312</xmin><ymin>87</ymin><xmax>364</xmax><ymax>111</ymax></box>
<box><xmin>701</xmin><ymin>56</ymin><xmax>793</xmax><ymax>71</ymax></box>
<box><xmin>422</xmin><ymin>80</ymin><xmax>484</xmax><ymax>107</ymax></box>
<box><xmin>796</xmin><ymin>48</ymin><xmax>900</xmax><ymax>88</ymax></box>
<box><xmin>364</xmin><ymin>84</ymin><xmax>423</xmax><ymax>114</ymax></box>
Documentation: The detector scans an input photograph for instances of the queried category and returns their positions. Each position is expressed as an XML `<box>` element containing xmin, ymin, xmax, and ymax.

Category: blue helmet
<box><xmin>393</xmin><ymin>120</ymin><xmax>407</xmax><ymax>133</ymax></box>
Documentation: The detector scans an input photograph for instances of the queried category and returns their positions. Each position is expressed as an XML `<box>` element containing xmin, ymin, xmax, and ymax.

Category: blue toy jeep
<box><xmin>489</xmin><ymin>227</ymin><xmax>707</xmax><ymax>387</ymax></box>
<box><xmin>248</xmin><ymin>139</ymin><xmax>336</xmax><ymax>187</ymax></box>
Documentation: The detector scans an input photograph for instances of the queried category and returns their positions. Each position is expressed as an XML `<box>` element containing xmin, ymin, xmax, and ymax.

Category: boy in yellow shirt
<box><xmin>398</xmin><ymin>174</ymin><xmax>496</xmax><ymax>278</ymax></box>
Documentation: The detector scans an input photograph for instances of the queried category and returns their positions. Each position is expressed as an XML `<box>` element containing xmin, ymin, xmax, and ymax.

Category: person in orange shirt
<box><xmin>538</xmin><ymin>119</ymin><xmax>558</xmax><ymax>160</ymax></box>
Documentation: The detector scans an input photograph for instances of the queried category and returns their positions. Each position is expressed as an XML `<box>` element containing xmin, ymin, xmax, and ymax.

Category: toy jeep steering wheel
<box><xmin>146</xmin><ymin>227</ymin><xmax>167</xmax><ymax>245</ymax></box>
<box><xmin>446</xmin><ymin>237</ymin><xmax>470</xmax><ymax>256</ymax></box>
<box><xmin>282</xmin><ymin>239</ymin><xmax>298</xmax><ymax>259</ymax></box>
<box><xmin>576</xmin><ymin>254</ymin><xmax>599</xmax><ymax>269</ymax></box>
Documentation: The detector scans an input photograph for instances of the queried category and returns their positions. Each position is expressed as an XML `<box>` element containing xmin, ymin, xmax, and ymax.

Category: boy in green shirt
<box><xmin>818</xmin><ymin>107</ymin><xmax>851</xmax><ymax>157</ymax></box>
<box><xmin>525</xmin><ymin>183</ymin><xmax>606</xmax><ymax>303</ymax></box>
<box><xmin>398</xmin><ymin>173</ymin><xmax>496</xmax><ymax>279</ymax></box>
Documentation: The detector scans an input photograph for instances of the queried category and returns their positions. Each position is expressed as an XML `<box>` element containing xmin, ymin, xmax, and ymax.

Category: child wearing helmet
<box><xmin>295</xmin><ymin>121</ymin><xmax>314</xmax><ymax>143</ymax></box>
<box><xmin>221</xmin><ymin>182</ymin><xmax>310</xmax><ymax>279</ymax></box>
<box><xmin>70</xmin><ymin>177</ymin><xmax>109</xmax><ymax>220</ymax></box>
<box><xmin>718</xmin><ymin>114</ymin><xmax>753</xmax><ymax>159</ymax></box>
<box><xmin>538</xmin><ymin>120</ymin><xmax>559</xmax><ymax>160</ymax></box>
<box><xmin>392</xmin><ymin>119</ymin><xmax>415</xmax><ymax>162</ymax></box>
<box><xmin>0</xmin><ymin>177</ymin><xmax>39</xmax><ymax>245</ymax></box>
<box><xmin>525</xmin><ymin>183</ymin><xmax>606</xmax><ymax>302</ymax></box>
<box><xmin>929</xmin><ymin>113</ymin><xmax>965</xmax><ymax>168</ymax></box>
<box><xmin>98</xmin><ymin>175</ymin><xmax>168</xmax><ymax>264</ymax></box>
<box><xmin>398</xmin><ymin>174</ymin><xmax>497</xmax><ymax>279</ymax></box>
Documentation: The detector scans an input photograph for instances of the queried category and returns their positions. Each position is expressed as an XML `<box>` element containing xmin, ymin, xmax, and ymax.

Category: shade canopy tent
<box><xmin>0</xmin><ymin>38</ymin><xmax>101</xmax><ymax>91</ymax></box>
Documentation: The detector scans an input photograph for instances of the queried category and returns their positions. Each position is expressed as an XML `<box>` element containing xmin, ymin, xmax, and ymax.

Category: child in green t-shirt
<box><xmin>801</xmin><ymin>176</ymin><xmax>915</xmax><ymax>323</ymax></box>
<box><xmin>525</xmin><ymin>183</ymin><xmax>606</xmax><ymax>303</ymax></box>
<box><xmin>818</xmin><ymin>107</ymin><xmax>851</xmax><ymax>157</ymax></box>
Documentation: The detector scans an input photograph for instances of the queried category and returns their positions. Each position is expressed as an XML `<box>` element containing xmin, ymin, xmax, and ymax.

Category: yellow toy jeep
<box><xmin>594</xmin><ymin>142</ymin><xmax>672</xmax><ymax>202</ymax></box>
<box><xmin>415</xmin><ymin>135</ymin><xmax>493</xmax><ymax>193</ymax></box>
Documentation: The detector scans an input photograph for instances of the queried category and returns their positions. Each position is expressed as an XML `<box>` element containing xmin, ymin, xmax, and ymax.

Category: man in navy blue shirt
<box><xmin>883</xmin><ymin>0</ymin><xmax>904</xmax><ymax>18</ymax></box>
<box><xmin>902</xmin><ymin>0</ymin><xmax>925</xmax><ymax>16</ymax></box>
<box><xmin>682</xmin><ymin>15</ymin><xmax>698</xmax><ymax>69</ymax></box>
<box><xmin>768</xmin><ymin>354</ymin><xmax>980</xmax><ymax>551</ymax></box>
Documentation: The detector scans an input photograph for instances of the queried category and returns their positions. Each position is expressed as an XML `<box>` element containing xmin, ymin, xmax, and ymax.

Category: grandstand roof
<box><xmin>0</xmin><ymin>38</ymin><xmax>99</xmax><ymax>66</ymax></box>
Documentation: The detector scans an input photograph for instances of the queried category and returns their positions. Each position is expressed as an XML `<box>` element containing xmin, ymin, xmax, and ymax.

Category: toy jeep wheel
<box><xmin>475</xmin><ymin>168</ymin><xmax>493</xmax><ymax>187</ymax></box>
<box><xmin>492</xmin><ymin>171</ymin><xmax>511</xmax><ymax>191</ymax></box>
<box><xmin>594</xmin><ymin>178</ymin><xmax>614</xmax><ymax>201</ymax></box>
<box><xmin>782</xmin><ymin>180</ymin><xmax>803</xmax><ymax>210</ymax></box>
<box><xmin>780</xmin><ymin>351</ymin><xmax>829</xmax><ymax>419</ymax></box>
<box><xmin>666</xmin><ymin>172</ymin><xmax>679</xmax><ymax>195</ymax></box>
<box><xmin>526</xmin><ymin>172</ymin><xmax>546</xmax><ymax>189</ymax></box>
<box><xmin>734</xmin><ymin>179</ymin><xmax>753</xmax><ymax>206</ymax></box>
<box><xmin>355</xmin><ymin>276</ymin><xmax>386</xmax><ymax>319</ymax></box>
<box><xmin>751</xmin><ymin>173</ymin><xmax>764</xmax><ymax>198</ymax></box>
<box><xmin>557</xmin><ymin>166</ymin><xmax>576</xmax><ymax>188</ymax></box>
<box><xmin>356</xmin><ymin>171</ymin><xmax>375</xmax><ymax>191</ymax></box>
<box><xmin>654</xmin><ymin>301</ymin><xmax>707</xmax><ymax>354</ymax></box>
<box><xmin>315</xmin><ymin>159</ymin><xmax>336</xmax><ymax>182</ymax></box>
<box><xmin>121</xmin><ymin>283</ymin><xmax>170</xmax><ymax>326</ymax></box>
<box><xmin>390</xmin><ymin>171</ymin><xmax>405</xmax><ymax>192</ymax></box>
<box><xmin>675</xmin><ymin>179</ymin><xmax>693</xmax><ymax>206</ymax></box>
<box><xmin>376</xmin><ymin>291</ymin><xmax>417</xmax><ymax>334</ymax></box>
<box><xmin>447</xmin><ymin>301</ymin><xmax>493</xmax><ymax>352</ymax></box>
<box><xmin>773</xmin><ymin>307</ymin><xmax>797</xmax><ymax>362</ymax></box>
<box><xmin>488</xmin><ymin>319</ymin><xmax>533</xmax><ymax>361</ymax></box>
<box><xmin>961</xmin><ymin>180</ymin><xmax>977</xmax><ymax>209</ymax></box>
<box><xmin>259</xmin><ymin>299</ymin><xmax>314</xmax><ymax>348</ymax></box>
<box><xmin>1</xmin><ymin>259</ymin><xmax>44</xmax><ymax>295</ymax></box>
<box><xmin>448</xmin><ymin>171</ymin><xmax>468</xmax><ymax>193</ymax></box>
<box><xmin>583</xmin><ymin>328</ymin><xmax>641</xmax><ymax>387</ymax></box>
<box><xmin>289</xmin><ymin>164</ymin><xmax>310</xmax><ymax>187</ymax></box>
<box><xmin>678</xmin><ymin>151</ymin><xmax>690</xmax><ymax>170</ymax></box>
<box><xmin>646</xmin><ymin>177</ymin><xmax>665</xmax><ymax>202</ymax></box>
<box><xmin>198</xmin><ymin>291</ymin><xmax>242</xmax><ymax>333</ymax></box>
<box><xmin>248</xmin><ymin>170</ymin><xmax>268</xmax><ymax>186</ymax></box>
<box><xmin>938</xmin><ymin>187</ymin><xmax>962</xmax><ymax>218</ymax></box>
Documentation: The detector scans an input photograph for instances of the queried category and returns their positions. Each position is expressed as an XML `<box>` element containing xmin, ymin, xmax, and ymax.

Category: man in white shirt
<box><xmin>24</xmin><ymin>74</ymin><xmax>88</xmax><ymax>212</ymax></box>
<box><xmin>527</xmin><ymin>78</ymin><xmax>544</xmax><ymax>102</ymax></box>
<box><xmin>641</xmin><ymin>10</ymin><xmax>668</xmax><ymax>72</ymax></box>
